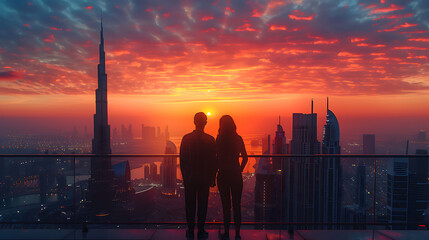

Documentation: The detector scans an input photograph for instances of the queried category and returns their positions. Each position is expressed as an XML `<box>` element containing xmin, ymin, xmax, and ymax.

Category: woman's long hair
<box><xmin>217</xmin><ymin>115</ymin><xmax>238</xmax><ymax>150</ymax></box>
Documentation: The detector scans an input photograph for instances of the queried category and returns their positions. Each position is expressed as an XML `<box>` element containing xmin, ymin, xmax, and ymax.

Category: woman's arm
<box><xmin>239</xmin><ymin>136</ymin><xmax>248</xmax><ymax>172</ymax></box>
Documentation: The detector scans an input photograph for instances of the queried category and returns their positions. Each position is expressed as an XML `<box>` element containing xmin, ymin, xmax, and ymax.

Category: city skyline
<box><xmin>0</xmin><ymin>0</ymin><xmax>428</xmax><ymax>140</ymax></box>
<box><xmin>1</xmin><ymin>1</ymin><xmax>429</xmax><ymax>237</ymax></box>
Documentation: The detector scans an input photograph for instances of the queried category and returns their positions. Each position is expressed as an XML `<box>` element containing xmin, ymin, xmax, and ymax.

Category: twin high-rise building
<box><xmin>255</xmin><ymin>99</ymin><xmax>343</xmax><ymax>229</ymax></box>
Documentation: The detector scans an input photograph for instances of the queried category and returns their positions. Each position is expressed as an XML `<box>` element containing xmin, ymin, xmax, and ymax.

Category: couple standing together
<box><xmin>180</xmin><ymin>112</ymin><xmax>248</xmax><ymax>240</ymax></box>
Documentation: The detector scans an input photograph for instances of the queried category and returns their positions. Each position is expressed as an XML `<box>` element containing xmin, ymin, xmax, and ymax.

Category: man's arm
<box><xmin>179</xmin><ymin>136</ymin><xmax>189</xmax><ymax>182</ymax></box>
<box><xmin>239</xmin><ymin>136</ymin><xmax>248</xmax><ymax>172</ymax></box>
<box><xmin>209</xmin><ymin>136</ymin><xmax>218</xmax><ymax>187</ymax></box>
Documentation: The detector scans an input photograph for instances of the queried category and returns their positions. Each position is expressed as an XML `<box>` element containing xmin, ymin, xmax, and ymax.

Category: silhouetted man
<box><xmin>180</xmin><ymin>112</ymin><xmax>216</xmax><ymax>239</ymax></box>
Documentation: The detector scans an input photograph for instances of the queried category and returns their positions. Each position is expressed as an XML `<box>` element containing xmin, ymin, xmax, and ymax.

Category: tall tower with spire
<box><xmin>92</xmin><ymin>15</ymin><xmax>111</xmax><ymax>155</ymax></box>
<box><xmin>88</xmin><ymin>16</ymin><xmax>115</xmax><ymax>217</ymax></box>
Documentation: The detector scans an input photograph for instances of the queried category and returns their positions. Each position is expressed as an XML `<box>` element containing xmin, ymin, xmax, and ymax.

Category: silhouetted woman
<box><xmin>216</xmin><ymin>115</ymin><xmax>248</xmax><ymax>240</ymax></box>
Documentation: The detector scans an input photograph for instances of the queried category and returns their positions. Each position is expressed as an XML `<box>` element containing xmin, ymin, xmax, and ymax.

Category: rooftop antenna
<box><xmin>311</xmin><ymin>98</ymin><xmax>313</xmax><ymax>114</ymax></box>
<box><xmin>327</xmin><ymin>96</ymin><xmax>329</xmax><ymax>112</ymax></box>
<box><xmin>279</xmin><ymin>115</ymin><xmax>281</xmax><ymax>125</ymax></box>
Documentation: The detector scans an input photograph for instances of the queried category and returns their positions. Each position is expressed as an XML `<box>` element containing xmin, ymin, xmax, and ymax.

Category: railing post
<box><xmin>280</xmin><ymin>155</ymin><xmax>283</xmax><ymax>240</ymax></box>
<box><xmin>73</xmin><ymin>156</ymin><xmax>76</xmax><ymax>230</ymax></box>
<box><xmin>372</xmin><ymin>156</ymin><xmax>377</xmax><ymax>240</ymax></box>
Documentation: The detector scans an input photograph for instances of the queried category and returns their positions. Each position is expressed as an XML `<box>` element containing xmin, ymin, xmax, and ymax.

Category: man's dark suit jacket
<box><xmin>180</xmin><ymin>130</ymin><xmax>216</xmax><ymax>187</ymax></box>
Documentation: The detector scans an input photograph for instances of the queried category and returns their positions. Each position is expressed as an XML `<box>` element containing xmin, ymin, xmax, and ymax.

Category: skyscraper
<box><xmin>386</xmin><ymin>150</ymin><xmax>429</xmax><ymax>230</ymax></box>
<box><xmin>254</xmin><ymin>137</ymin><xmax>277</xmax><ymax>227</ymax></box>
<box><xmin>150</xmin><ymin>163</ymin><xmax>158</xmax><ymax>181</ymax></box>
<box><xmin>255</xmin><ymin>120</ymin><xmax>287</xmax><ymax>227</ymax></box>
<box><xmin>88</xmin><ymin>17</ymin><xmax>115</xmax><ymax>217</ymax></box>
<box><xmin>408</xmin><ymin>149</ymin><xmax>429</xmax><ymax>229</ymax></box>
<box><xmin>387</xmin><ymin>158</ymin><xmax>409</xmax><ymax>230</ymax></box>
<box><xmin>273</xmin><ymin>116</ymin><xmax>288</xmax><ymax>171</ymax></box>
<box><xmin>272</xmin><ymin>118</ymin><xmax>288</xmax><ymax>223</ymax></box>
<box><xmin>162</xmin><ymin>140</ymin><xmax>177</xmax><ymax>196</ymax></box>
<box><xmin>286</xmin><ymin>100</ymin><xmax>321</xmax><ymax>227</ymax></box>
<box><xmin>321</xmin><ymin>98</ymin><xmax>342</xmax><ymax>228</ymax></box>
<box><xmin>144</xmin><ymin>165</ymin><xmax>150</xmax><ymax>180</ymax></box>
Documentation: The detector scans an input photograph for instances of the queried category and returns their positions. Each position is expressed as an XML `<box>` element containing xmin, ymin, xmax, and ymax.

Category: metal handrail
<box><xmin>0</xmin><ymin>154</ymin><xmax>427</xmax><ymax>158</ymax></box>
<box><xmin>0</xmin><ymin>221</ymin><xmax>426</xmax><ymax>226</ymax></box>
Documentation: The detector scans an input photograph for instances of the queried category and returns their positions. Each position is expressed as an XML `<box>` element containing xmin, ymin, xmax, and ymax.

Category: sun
<box><xmin>207</xmin><ymin>112</ymin><xmax>211</xmax><ymax>116</ymax></box>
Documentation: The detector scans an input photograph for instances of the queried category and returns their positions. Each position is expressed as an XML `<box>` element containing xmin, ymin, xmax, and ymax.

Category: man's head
<box><xmin>194</xmin><ymin>112</ymin><xmax>207</xmax><ymax>130</ymax></box>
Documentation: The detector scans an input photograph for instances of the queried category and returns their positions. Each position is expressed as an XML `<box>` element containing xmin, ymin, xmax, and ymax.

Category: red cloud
<box><xmin>407</xmin><ymin>53</ymin><xmax>428</xmax><ymax>59</ymax></box>
<box><xmin>252</xmin><ymin>9</ymin><xmax>262</xmax><ymax>17</ymax></box>
<box><xmin>201</xmin><ymin>15</ymin><xmax>213</xmax><ymax>21</ymax></box>
<box><xmin>203</xmin><ymin>27</ymin><xmax>216</xmax><ymax>32</ymax></box>
<box><xmin>235</xmin><ymin>23</ymin><xmax>257</xmax><ymax>32</ymax></box>
<box><xmin>43</xmin><ymin>35</ymin><xmax>55</xmax><ymax>42</ymax></box>
<box><xmin>394</xmin><ymin>46</ymin><xmax>428</xmax><ymax>50</ymax></box>
<box><xmin>225</xmin><ymin>7</ymin><xmax>235</xmax><ymax>15</ymax></box>
<box><xmin>289</xmin><ymin>10</ymin><xmax>315</xmax><ymax>20</ymax></box>
<box><xmin>383</xmin><ymin>22</ymin><xmax>418</xmax><ymax>32</ymax></box>
<box><xmin>23</xmin><ymin>24</ymin><xmax>30</xmax><ymax>27</ymax></box>
<box><xmin>357</xmin><ymin>43</ymin><xmax>386</xmax><ymax>47</ymax></box>
<box><xmin>408</xmin><ymin>38</ymin><xmax>429</xmax><ymax>42</ymax></box>
<box><xmin>338</xmin><ymin>52</ymin><xmax>362</xmax><ymax>57</ymax></box>
<box><xmin>270</xmin><ymin>25</ymin><xmax>287</xmax><ymax>31</ymax></box>
<box><xmin>370</xmin><ymin>4</ymin><xmax>404</xmax><ymax>14</ymax></box>
<box><xmin>267</xmin><ymin>0</ymin><xmax>287</xmax><ymax>9</ymax></box>
<box><xmin>373</xmin><ymin>13</ymin><xmax>413</xmax><ymax>20</ymax></box>
<box><xmin>146</xmin><ymin>9</ymin><xmax>152</xmax><ymax>12</ymax></box>
<box><xmin>50</xmin><ymin>27</ymin><xmax>62</xmax><ymax>31</ymax></box>
<box><xmin>401</xmin><ymin>22</ymin><xmax>418</xmax><ymax>28</ymax></box>
<box><xmin>351</xmin><ymin>37</ymin><xmax>366</xmax><ymax>43</ymax></box>
<box><xmin>371</xmin><ymin>53</ymin><xmax>385</xmax><ymax>56</ymax></box>
<box><xmin>163</xmin><ymin>13</ymin><xmax>170</xmax><ymax>18</ymax></box>
<box><xmin>85</xmin><ymin>6</ymin><xmax>93</xmax><ymax>10</ymax></box>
